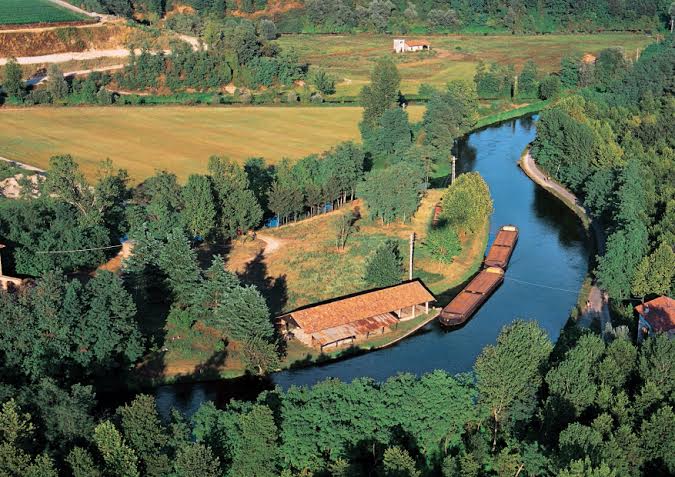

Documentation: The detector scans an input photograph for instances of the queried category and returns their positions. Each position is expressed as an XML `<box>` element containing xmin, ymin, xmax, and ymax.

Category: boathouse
<box><xmin>393</xmin><ymin>38</ymin><xmax>431</xmax><ymax>53</ymax></box>
<box><xmin>635</xmin><ymin>296</ymin><xmax>675</xmax><ymax>342</ymax></box>
<box><xmin>278</xmin><ymin>280</ymin><xmax>435</xmax><ymax>350</ymax></box>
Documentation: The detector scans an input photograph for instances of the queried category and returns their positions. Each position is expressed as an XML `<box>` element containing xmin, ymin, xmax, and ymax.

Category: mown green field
<box><xmin>276</xmin><ymin>33</ymin><xmax>654</xmax><ymax>95</ymax></box>
<box><xmin>0</xmin><ymin>105</ymin><xmax>425</xmax><ymax>182</ymax></box>
<box><xmin>0</xmin><ymin>0</ymin><xmax>87</xmax><ymax>25</ymax></box>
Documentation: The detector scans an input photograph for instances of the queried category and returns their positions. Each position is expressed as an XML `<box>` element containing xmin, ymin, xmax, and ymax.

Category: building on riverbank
<box><xmin>277</xmin><ymin>280</ymin><xmax>435</xmax><ymax>350</ymax></box>
<box><xmin>635</xmin><ymin>296</ymin><xmax>675</xmax><ymax>342</ymax></box>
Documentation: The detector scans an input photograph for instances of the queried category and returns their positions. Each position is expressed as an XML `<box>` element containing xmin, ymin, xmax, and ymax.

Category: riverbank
<box><xmin>518</xmin><ymin>147</ymin><xmax>610</xmax><ymax>332</ymax></box>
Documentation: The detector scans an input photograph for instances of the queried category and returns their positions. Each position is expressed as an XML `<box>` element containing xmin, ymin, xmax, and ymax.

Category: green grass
<box><xmin>474</xmin><ymin>100</ymin><xmax>551</xmax><ymax>129</ymax></box>
<box><xmin>0</xmin><ymin>0</ymin><xmax>87</xmax><ymax>25</ymax></box>
<box><xmin>275</xmin><ymin>33</ymin><xmax>654</xmax><ymax>96</ymax></box>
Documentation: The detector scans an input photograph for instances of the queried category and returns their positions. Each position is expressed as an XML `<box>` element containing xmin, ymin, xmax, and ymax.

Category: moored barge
<box><xmin>484</xmin><ymin>225</ymin><xmax>519</xmax><ymax>269</ymax></box>
<box><xmin>439</xmin><ymin>267</ymin><xmax>504</xmax><ymax>327</ymax></box>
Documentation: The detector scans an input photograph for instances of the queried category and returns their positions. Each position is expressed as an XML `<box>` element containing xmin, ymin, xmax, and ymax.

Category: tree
<box><xmin>141</xmin><ymin>170</ymin><xmax>184</xmax><ymax>238</ymax></box>
<box><xmin>117</xmin><ymin>395</ymin><xmax>170</xmax><ymax>477</ymax></box>
<box><xmin>46</xmin><ymin>64</ymin><xmax>69</xmax><ymax>101</ymax></box>
<box><xmin>210</xmin><ymin>284</ymin><xmax>273</xmax><ymax>342</ymax></box>
<box><xmin>474</xmin><ymin>321</ymin><xmax>552</xmax><ymax>450</ymax></box>
<box><xmin>229</xmin><ymin>405</ymin><xmax>279</xmax><ymax>477</ymax></box>
<box><xmin>174</xmin><ymin>444</ymin><xmax>221</xmax><ymax>477</ymax></box>
<box><xmin>360</xmin><ymin>57</ymin><xmax>400</xmax><ymax>129</ymax></box>
<box><xmin>558</xmin><ymin>457</ymin><xmax>616</xmax><ymax>477</ymax></box>
<box><xmin>518</xmin><ymin>60</ymin><xmax>538</xmax><ymax>98</ymax></box>
<box><xmin>597</xmin><ymin>224</ymin><xmax>648</xmax><ymax>299</ymax></box>
<box><xmin>639</xmin><ymin>406</ymin><xmax>675</xmax><ymax>473</ymax></box>
<box><xmin>181</xmin><ymin>174</ymin><xmax>216</xmax><ymax>239</ymax></box>
<box><xmin>2</xmin><ymin>58</ymin><xmax>24</xmax><ymax>100</ymax></box>
<box><xmin>334</xmin><ymin>210</ymin><xmax>358</xmax><ymax>251</ymax></box>
<box><xmin>364</xmin><ymin>240</ymin><xmax>403</xmax><ymax>288</ymax></box>
<box><xmin>78</xmin><ymin>271</ymin><xmax>143</xmax><ymax>370</ymax></box>
<box><xmin>545</xmin><ymin>334</ymin><xmax>605</xmax><ymax>417</ymax></box>
<box><xmin>311</xmin><ymin>68</ymin><xmax>336</xmax><ymax>95</ymax></box>
<box><xmin>157</xmin><ymin>229</ymin><xmax>203</xmax><ymax>305</ymax></box>
<box><xmin>631</xmin><ymin>242</ymin><xmax>674</xmax><ymax>298</ymax></box>
<box><xmin>560</xmin><ymin>55</ymin><xmax>581</xmax><ymax>88</ymax></box>
<box><xmin>422</xmin><ymin>80</ymin><xmax>478</xmax><ymax>154</ymax></box>
<box><xmin>66</xmin><ymin>447</ymin><xmax>102</xmax><ymax>477</ymax></box>
<box><xmin>371</xmin><ymin>107</ymin><xmax>412</xmax><ymax>159</ymax></box>
<box><xmin>438</xmin><ymin>172</ymin><xmax>493</xmax><ymax>233</ymax></box>
<box><xmin>240</xmin><ymin>336</ymin><xmax>280</xmax><ymax>375</ymax></box>
<box><xmin>93</xmin><ymin>421</ymin><xmax>140</xmax><ymax>477</ymax></box>
<box><xmin>382</xmin><ymin>446</ymin><xmax>420</xmax><ymax>477</ymax></box>
<box><xmin>594</xmin><ymin>48</ymin><xmax>628</xmax><ymax>89</ymax></box>
<box><xmin>358</xmin><ymin>161</ymin><xmax>425</xmax><ymax>224</ymax></box>
<box><xmin>208</xmin><ymin>156</ymin><xmax>263</xmax><ymax>239</ymax></box>
<box><xmin>538</xmin><ymin>74</ymin><xmax>561</xmax><ymax>99</ymax></box>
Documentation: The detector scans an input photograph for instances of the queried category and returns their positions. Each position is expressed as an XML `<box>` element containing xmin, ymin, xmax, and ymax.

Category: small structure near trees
<box><xmin>393</xmin><ymin>39</ymin><xmax>431</xmax><ymax>53</ymax></box>
<box><xmin>278</xmin><ymin>280</ymin><xmax>435</xmax><ymax>350</ymax></box>
<box><xmin>635</xmin><ymin>296</ymin><xmax>675</xmax><ymax>342</ymax></box>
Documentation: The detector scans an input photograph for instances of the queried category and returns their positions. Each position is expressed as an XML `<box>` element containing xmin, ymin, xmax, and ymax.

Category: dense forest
<box><xmin>0</xmin><ymin>319</ymin><xmax>672</xmax><ymax>476</ymax></box>
<box><xmin>69</xmin><ymin>0</ymin><xmax>675</xmax><ymax>33</ymax></box>
<box><xmin>531</xmin><ymin>36</ymin><xmax>674</xmax><ymax>326</ymax></box>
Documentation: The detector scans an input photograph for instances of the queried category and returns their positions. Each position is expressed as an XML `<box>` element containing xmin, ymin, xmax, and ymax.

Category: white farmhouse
<box><xmin>393</xmin><ymin>38</ymin><xmax>431</xmax><ymax>53</ymax></box>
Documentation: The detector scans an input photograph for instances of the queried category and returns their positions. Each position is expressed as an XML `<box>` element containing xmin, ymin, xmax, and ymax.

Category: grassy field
<box><xmin>0</xmin><ymin>0</ymin><xmax>87</xmax><ymax>25</ymax></box>
<box><xmin>0</xmin><ymin>105</ymin><xmax>425</xmax><ymax>182</ymax></box>
<box><xmin>226</xmin><ymin>192</ymin><xmax>487</xmax><ymax>311</ymax></box>
<box><xmin>276</xmin><ymin>33</ymin><xmax>654</xmax><ymax>95</ymax></box>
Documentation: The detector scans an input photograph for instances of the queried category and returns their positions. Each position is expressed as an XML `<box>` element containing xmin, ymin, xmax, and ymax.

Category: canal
<box><xmin>154</xmin><ymin>114</ymin><xmax>592</xmax><ymax>416</ymax></box>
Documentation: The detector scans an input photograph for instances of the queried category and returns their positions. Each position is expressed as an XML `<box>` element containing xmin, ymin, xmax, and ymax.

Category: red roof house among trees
<box><xmin>278</xmin><ymin>280</ymin><xmax>435</xmax><ymax>350</ymax></box>
<box><xmin>635</xmin><ymin>296</ymin><xmax>675</xmax><ymax>341</ymax></box>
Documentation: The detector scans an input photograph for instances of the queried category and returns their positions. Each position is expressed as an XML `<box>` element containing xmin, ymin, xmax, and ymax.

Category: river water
<box><xmin>153</xmin><ymin>114</ymin><xmax>591</xmax><ymax>417</ymax></box>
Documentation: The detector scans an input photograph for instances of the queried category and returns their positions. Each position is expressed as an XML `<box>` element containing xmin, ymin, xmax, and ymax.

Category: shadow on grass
<box><xmin>237</xmin><ymin>250</ymin><xmax>288</xmax><ymax>317</ymax></box>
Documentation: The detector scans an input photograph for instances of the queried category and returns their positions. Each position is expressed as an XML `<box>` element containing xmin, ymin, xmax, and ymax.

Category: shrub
<box><xmin>423</xmin><ymin>225</ymin><xmax>462</xmax><ymax>264</ymax></box>
<box><xmin>311</xmin><ymin>68</ymin><xmax>336</xmax><ymax>95</ymax></box>
<box><xmin>257</xmin><ymin>19</ymin><xmax>277</xmax><ymax>40</ymax></box>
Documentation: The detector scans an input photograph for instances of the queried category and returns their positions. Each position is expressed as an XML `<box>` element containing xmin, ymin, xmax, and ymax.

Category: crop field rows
<box><xmin>0</xmin><ymin>0</ymin><xmax>87</xmax><ymax>25</ymax></box>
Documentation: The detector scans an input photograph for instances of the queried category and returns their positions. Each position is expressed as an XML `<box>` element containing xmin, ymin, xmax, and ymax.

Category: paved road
<box><xmin>520</xmin><ymin>149</ymin><xmax>611</xmax><ymax>333</ymax></box>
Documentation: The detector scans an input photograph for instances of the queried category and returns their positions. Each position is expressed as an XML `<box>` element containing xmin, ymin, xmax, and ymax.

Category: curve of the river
<box><xmin>154</xmin><ymin>114</ymin><xmax>591</xmax><ymax>417</ymax></box>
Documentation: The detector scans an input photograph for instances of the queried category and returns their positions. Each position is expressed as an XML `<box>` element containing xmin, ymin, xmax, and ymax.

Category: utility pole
<box><xmin>0</xmin><ymin>244</ymin><xmax>5</xmax><ymax>276</ymax></box>
<box><xmin>409</xmin><ymin>233</ymin><xmax>415</xmax><ymax>281</ymax></box>
<box><xmin>451</xmin><ymin>155</ymin><xmax>457</xmax><ymax>184</ymax></box>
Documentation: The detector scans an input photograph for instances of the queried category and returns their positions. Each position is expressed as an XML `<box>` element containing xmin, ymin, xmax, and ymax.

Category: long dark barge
<box><xmin>439</xmin><ymin>225</ymin><xmax>519</xmax><ymax>327</ymax></box>
<box><xmin>484</xmin><ymin>225</ymin><xmax>519</xmax><ymax>269</ymax></box>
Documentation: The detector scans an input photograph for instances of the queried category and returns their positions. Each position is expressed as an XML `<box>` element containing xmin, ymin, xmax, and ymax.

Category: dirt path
<box><xmin>519</xmin><ymin>149</ymin><xmax>611</xmax><ymax>332</ymax></box>
<box><xmin>0</xmin><ymin>48</ymin><xmax>136</xmax><ymax>66</ymax></box>
<box><xmin>257</xmin><ymin>234</ymin><xmax>283</xmax><ymax>256</ymax></box>
<box><xmin>27</xmin><ymin>63</ymin><xmax>125</xmax><ymax>86</ymax></box>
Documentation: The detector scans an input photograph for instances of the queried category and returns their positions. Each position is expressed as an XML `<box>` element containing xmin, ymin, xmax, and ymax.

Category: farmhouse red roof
<box><xmin>406</xmin><ymin>39</ymin><xmax>430</xmax><ymax>47</ymax></box>
<box><xmin>286</xmin><ymin>280</ymin><xmax>435</xmax><ymax>334</ymax></box>
<box><xmin>635</xmin><ymin>296</ymin><xmax>675</xmax><ymax>333</ymax></box>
